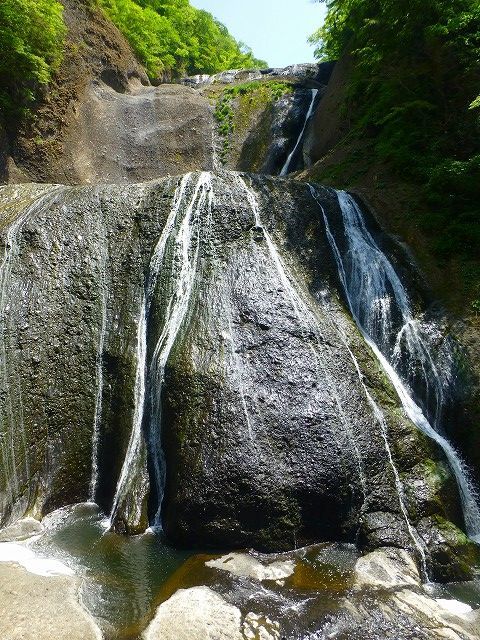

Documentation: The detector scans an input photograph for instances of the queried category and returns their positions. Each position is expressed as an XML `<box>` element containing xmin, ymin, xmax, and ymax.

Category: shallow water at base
<box><xmin>429</xmin><ymin>580</ymin><xmax>480</xmax><ymax>609</ymax></box>
<box><xmin>9</xmin><ymin>503</ymin><xmax>480</xmax><ymax>640</ymax></box>
<box><xmin>31</xmin><ymin>503</ymin><xmax>191</xmax><ymax>639</ymax></box>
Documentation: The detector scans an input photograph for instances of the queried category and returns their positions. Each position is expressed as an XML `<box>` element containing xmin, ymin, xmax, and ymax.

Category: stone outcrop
<box><xmin>143</xmin><ymin>587</ymin><xmax>243</xmax><ymax>640</ymax></box>
<box><xmin>0</xmin><ymin>563</ymin><xmax>102</xmax><ymax>640</ymax></box>
<box><xmin>61</xmin><ymin>81</ymin><xmax>214</xmax><ymax>184</ymax></box>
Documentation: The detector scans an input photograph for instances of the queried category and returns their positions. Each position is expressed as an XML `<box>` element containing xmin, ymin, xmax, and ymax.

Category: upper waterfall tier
<box><xmin>0</xmin><ymin>172</ymin><xmax>477</xmax><ymax>581</ymax></box>
<box><xmin>1</xmin><ymin>64</ymin><xmax>332</xmax><ymax>186</ymax></box>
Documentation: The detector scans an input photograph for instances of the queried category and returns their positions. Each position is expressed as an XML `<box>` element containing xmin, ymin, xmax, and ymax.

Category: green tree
<box><xmin>99</xmin><ymin>0</ymin><xmax>267</xmax><ymax>79</ymax></box>
<box><xmin>0</xmin><ymin>0</ymin><xmax>67</xmax><ymax>119</ymax></box>
<box><xmin>310</xmin><ymin>0</ymin><xmax>480</xmax><ymax>259</ymax></box>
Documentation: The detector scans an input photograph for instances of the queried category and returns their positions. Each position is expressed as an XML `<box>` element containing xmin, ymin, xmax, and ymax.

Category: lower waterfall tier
<box><xmin>0</xmin><ymin>172</ymin><xmax>478</xmax><ymax>581</ymax></box>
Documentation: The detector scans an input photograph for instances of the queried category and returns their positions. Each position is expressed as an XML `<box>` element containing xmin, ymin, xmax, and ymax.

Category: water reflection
<box><xmin>32</xmin><ymin>503</ymin><xmax>190</xmax><ymax>639</ymax></box>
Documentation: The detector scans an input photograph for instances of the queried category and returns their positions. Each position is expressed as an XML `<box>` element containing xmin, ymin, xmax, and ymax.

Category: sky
<box><xmin>190</xmin><ymin>0</ymin><xmax>327</xmax><ymax>68</ymax></box>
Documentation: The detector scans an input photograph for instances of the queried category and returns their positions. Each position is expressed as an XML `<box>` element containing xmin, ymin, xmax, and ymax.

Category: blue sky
<box><xmin>190</xmin><ymin>0</ymin><xmax>327</xmax><ymax>68</ymax></box>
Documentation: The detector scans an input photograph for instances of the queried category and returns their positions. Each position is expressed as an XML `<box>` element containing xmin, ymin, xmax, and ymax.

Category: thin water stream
<box><xmin>90</xmin><ymin>206</ymin><xmax>109</xmax><ymax>501</ymax></box>
<box><xmin>237</xmin><ymin>175</ymin><xmax>368</xmax><ymax>496</ymax></box>
<box><xmin>280</xmin><ymin>89</ymin><xmax>319</xmax><ymax>176</ymax></box>
<box><xmin>240</xmin><ymin>176</ymin><xmax>424</xmax><ymax>572</ymax></box>
<box><xmin>109</xmin><ymin>172</ymin><xmax>214</xmax><ymax>530</ymax></box>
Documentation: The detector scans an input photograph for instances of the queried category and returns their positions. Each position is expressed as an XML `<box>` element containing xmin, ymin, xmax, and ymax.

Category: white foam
<box><xmin>0</xmin><ymin>542</ymin><xmax>74</xmax><ymax>577</ymax></box>
<box><xmin>435</xmin><ymin>598</ymin><xmax>473</xmax><ymax>617</ymax></box>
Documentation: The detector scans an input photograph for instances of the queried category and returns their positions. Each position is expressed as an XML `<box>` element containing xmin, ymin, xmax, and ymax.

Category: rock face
<box><xmin>62</xmin><ymin>81</ymin><xmax>214</xmax><ymax>184</ymax></box>
<box><xmin>0</xmin><ymin>172</ymin><xmax>475</xmax><ymax>580</ymax></box>
<box><xmin>0</xmin><ymin>563</ymin><xmax>102</xmax><ymax>640</ymax></box>
<box><xmin>348</xmin><ymin>548</ymin><xmax>480</xmax><ymax>640</ymax></box>
<box><xmin>1</xmin><ymin>45</ymin><xmax>332</xmax><ymax>186</ymax></box>
<box><xmin>2</xmin><ymin>0</ymin><xmax>151</xmax><ymax>185</ymax></box>
<box><xmin>302</xmin><ymin>56</ymin><xmax>352</xmax><ymax>166</ymax></box>
<box><xmin>300</xmin><ymin>55</ymin><xmax>480</xmax><ymax>488</ymax></box>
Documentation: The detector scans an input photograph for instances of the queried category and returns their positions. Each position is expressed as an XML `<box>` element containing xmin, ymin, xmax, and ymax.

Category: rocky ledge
<box><xmin>145</xmin><ymin>547</ymin><xmax>480</xmax><ymax>640</ymax></box>
<box><xmin>0</xmin><ymin>564</ymin><xmax>102</xmax><ymax>640</ymax></box>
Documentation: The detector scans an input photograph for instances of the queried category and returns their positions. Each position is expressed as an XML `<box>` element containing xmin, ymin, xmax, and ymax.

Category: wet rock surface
<box><xmin>0</xmin><ymin>173</ymin><xmax>472</xmax><ymax>581</ymax></box>
<box><xmin>180</xmin><ymin>63</ymin><xmax>333</xmax><ymax>90</ymax></box>
<box><xmin>197</xmin><ymin>64</ymin><xmax>330</xmax><ymax>176</ymax></box>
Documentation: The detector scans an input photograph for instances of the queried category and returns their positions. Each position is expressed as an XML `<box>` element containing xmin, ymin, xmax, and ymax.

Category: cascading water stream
<box><xmin>89</xmin><ymin>206</ymin><xmax>109</xmax><ymax>502</ymax></box>
<box><xmin>147</xmin><ymin>171</ymin><xmax>214</xmax><ymax>528</ymax></box>
<box><xmin>108</xmin><ymin>301</ymin><xmax>147</xmax><ymax>527</ymax></box>
<box><xmin>311</xmin><ymin>186</ymin><xmax>480</xmax><ymax>541</ymax></box>
<box><xmin>280</xmin><ymin>89</ymin><xmax>318</xmax><ymax>177</ymax></box>
<box><xmin>109</xmin><ymin>172</ymin><xmax>214</xmax><ymax>530</ymax></box>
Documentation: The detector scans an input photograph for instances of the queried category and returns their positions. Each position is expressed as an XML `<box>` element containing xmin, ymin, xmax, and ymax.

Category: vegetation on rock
<box><xmin>214</xmin><ymin>81</ymin><xmax>292</xmax><ymax>163</ymax></box>
<box><xmin>0</xmin><ymin>0</ymin><xmax>266</xmax><ymax>125</ymax></box>
<box><xmin>0</xmin><ymin>0</ymin><xmax>67</xmax><ymax>120</ymax></box>
<box><xmin>97</xmin><ymin>0</ymin><xmax>267</xmax><ymax>79</ymax></box>
<box><xmin>310</xmin><ymin>0</ymin><xmax>480</xmax><ymax>264</ymax></box>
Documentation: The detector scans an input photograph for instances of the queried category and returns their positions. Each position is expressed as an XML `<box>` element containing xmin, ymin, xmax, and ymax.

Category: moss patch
<box><xmin>213</xmin><ymin>80</ymin><xmax>293</xmax><ymax>165</ymax></box>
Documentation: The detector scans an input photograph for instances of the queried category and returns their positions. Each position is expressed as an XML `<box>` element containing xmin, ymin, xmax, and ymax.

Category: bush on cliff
<box><xmin>0</xmin><ymin>0</ymin><xmax>265</xmax><ymax>123</ymax></box>
<box><xmin>310</xmin><ymin>0</ymin><xmax>480</xmax><ymax>260</ymax></box>
<box><xmin>0</xmin><ymin>0</ymin><xmax>67</xmax><ymax>120</ymax></box>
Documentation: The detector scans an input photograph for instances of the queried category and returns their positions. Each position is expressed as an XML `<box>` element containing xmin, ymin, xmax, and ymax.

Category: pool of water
<box><xmin>31</xmin><ymin>503</ymin><xmax>192</xmax><ymax>639</ymax></box>
<box><xmin>24</xmin><ymin>503</ymin><xmax>361</xmax><ymax>639</ymax></box>
<box><xmin>3</xmin><ymin>503</ymin><xmax>479</xmax><ymax>640</ymax></box>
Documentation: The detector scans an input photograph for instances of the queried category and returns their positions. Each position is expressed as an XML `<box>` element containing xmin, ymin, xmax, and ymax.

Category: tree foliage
<box><xmin>0</xmin><ymin>0</ymin><xmax>67</xmax><ymax>118</ymax></box>
<box><xmin>0</xmin><ymin>0</ymin><xmax>266</xmax><ymax>123</ymax></box>
<box><xmin>98</xmin><ymin>0</ymin><xmax>267</xmax><ymax>78</ymax></box>
<box><xmin>310</xmin><ymin>0</ymin><xmax>480</xmax><ymax>259</ymax></box>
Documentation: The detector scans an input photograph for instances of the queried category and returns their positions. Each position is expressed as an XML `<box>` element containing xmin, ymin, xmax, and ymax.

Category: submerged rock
<box><xmin>205</xmin><ymin>552</ymin><xmax>295</xmax><ymax>582</ymax></box>
<box><xmin>417</xmin><ymin>515</ymin><xmax>480</xmax><ymax>581</ymax></box>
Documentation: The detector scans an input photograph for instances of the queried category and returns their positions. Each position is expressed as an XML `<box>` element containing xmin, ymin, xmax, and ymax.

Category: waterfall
<box><xmin>89</xmin><ymin>209</ymin><xmax>109</xmax><ymax>502</ymax></box>
<box><xmin>280</xmin><ymin>89</ymin><xmax>318</xmax><ymax>177</ymax></box>
<box><xmin>0</xmin><ymin>186</ymin><xmax>63</xmax><ymax>517</ymax></box>
<box><xmin>108</xmin><ymin>172</ymin><xmax>214</xmax><ymax>530</ymax></box>
<box><xmin>147</xmin><ymin>171</ymin><xmax>214</xmax><ymax>528</ymax></box>
<box><xmin>312</xmin><ymin>186</ymin><xmax>480</xmax><ymax>540</ymax></box>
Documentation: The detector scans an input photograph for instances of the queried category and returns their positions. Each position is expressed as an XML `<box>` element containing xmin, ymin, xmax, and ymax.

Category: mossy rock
<box><xmin>417</xmin><ymin>515</ymin><xmax>480</xmax><ymax>582</ymax></box>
